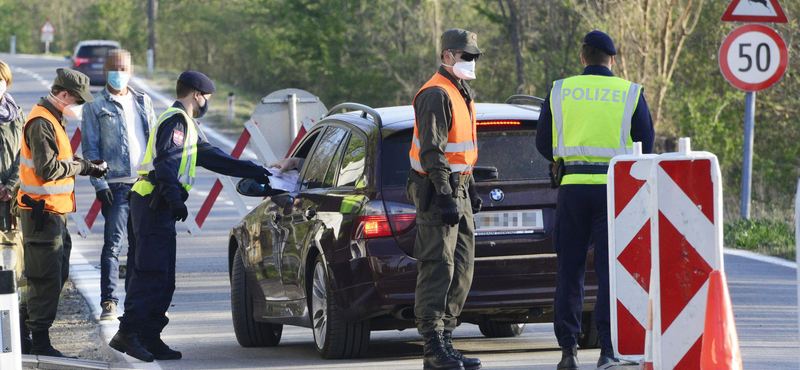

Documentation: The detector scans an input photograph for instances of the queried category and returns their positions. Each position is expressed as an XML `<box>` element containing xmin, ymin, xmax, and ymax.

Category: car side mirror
<box><xmin>472</xmin><ymin>166</ymin><xmax>498</xmax><ymax>181</ymax></box>
<box><xmin>236</xmin><ymin>178</ymin><xmax>285</xmax><ymax>197</ymax></box>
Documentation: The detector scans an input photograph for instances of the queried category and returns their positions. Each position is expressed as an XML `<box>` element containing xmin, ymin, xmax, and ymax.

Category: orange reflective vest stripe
<box><xmin>17</xmin><ymin>105</ymin><xmax>75</xmax><ymax>214</ymax></box>
<box><xmin>409</xmin><ymin>73</ymin><xmax>478</xmax><ymax>174</ymax></box>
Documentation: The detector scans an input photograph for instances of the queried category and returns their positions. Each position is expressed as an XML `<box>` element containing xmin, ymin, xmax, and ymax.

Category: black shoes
<box><xmin>557</xmin><ymin>346</ymin><xmax>579</xmax><ymax>370</ymax></box>
<box><xmin>30</xmin><ymin>330</ymin><xmax>76</xmax><ymax>358</ymax></box>
<box><xmin>597</xmin><ymin>347</ymin><xmax>620</xmax><ymax>367</ymax></box>
<box><xmin>20</xmin><ymin>321</ymin><xmax>31</xmax><ymax>355</ymax></box>
<box><xmin>109</xmin><ymin>330</ymin><xmax>154</xmax><ymax>362</ymax></box>
<box><xmin>442</xmin><ymin>331</ymin><xmax>481</xmax><ymax>370</ymax></box>
<box><xmin>141</xmin><ymin>336</ymin><xmax>182</xmax><ymax>360</ymax></box>
<box><xmin>423</xmin><ymin>332</ymin><xmax>464</xmax><ymax>370</ymax></box>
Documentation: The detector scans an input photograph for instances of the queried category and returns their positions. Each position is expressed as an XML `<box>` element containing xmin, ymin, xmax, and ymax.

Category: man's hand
<box><xmin>168</xmin><ymin>200</ymin><xmax>188</xmax><ymax>222</ymax></box>
<box><xmin>467</xmin><ymin>176</ymin><xmax>482</xmax><ymax>214</ymax></box>
<box><xmin>268</xmin><ymin>157</ymin><xmax>301</xmax><ymax>174</ymax></box>
<box><xmin>436</xmin><ymin>194</ymin><xmax>460</xmax><ymax>227</ymax></box>
<box><xmin>253</xmin><ymin>168</ymin><xmax>272</xmax><ymax>185</ymax></box>
<box><xmin>96</xmin><ymin>189</ymin><xmax>113</xmax><ymax>208</ymax></box>
<box><xmin>0</xmin><ymin>185</ymin><xmax>12</xmax><ymax>202</ymax></box>
<box><xmin>77</xmin><ymin>159</ymin><xmax>108</xmax><ymax>178</ymax></box>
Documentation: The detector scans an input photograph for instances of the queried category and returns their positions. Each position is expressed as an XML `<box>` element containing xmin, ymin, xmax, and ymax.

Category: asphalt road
<box><xmin>4</xmin><ymin>53</ymin><xmax>798</xmax><ymax>369</ymax></box>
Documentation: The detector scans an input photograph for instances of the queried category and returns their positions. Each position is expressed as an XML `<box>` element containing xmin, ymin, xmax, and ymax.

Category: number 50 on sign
<box><xmin>719</xmin><ymin>24</ymin><xmax>788</xmax><ymax>92</ymax></box>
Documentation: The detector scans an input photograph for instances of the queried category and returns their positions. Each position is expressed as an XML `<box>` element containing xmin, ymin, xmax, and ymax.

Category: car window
<box><xmin>337</xmin><ymin>134</ymin><xmax>366</xmax><ymax>188</ymax></box>
<box><xmin>293</xmin><ymin>130</ymin><xmax>321</xmax><ymax>159</ymax></box>
<box><xmin>301</xmin><ymin>127</ymin><xmax>347</xmax><ymax>190</ymax></box>
<box><xmin>76</xmin><ymin>46</ymin><xmax>117</xmax><ymax>58</ymax></box>
<box><xmin>323</xmin><ymin>134</ymin><xmax>347</xmax><ymax>188</ymax></box>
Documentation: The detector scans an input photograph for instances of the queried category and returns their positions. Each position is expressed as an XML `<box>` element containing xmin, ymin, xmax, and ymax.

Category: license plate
<box><xmin>474</xmin><ymin>210</ymin><xmax>544</xmax><ymax>236</ymax></box>
<box><xmin>91</xmin><ymin>63</ymin><xmax>104</xmax><ymax>69</ymax></box>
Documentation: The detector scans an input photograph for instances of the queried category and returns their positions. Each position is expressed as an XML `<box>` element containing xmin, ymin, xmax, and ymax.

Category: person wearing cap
<box><xmin>535</xmin><ymin>31</ymin><xmax>654</xmax><ymax>369</ymax></box>
<box><xmin>110</xmin><ymin>70</ymin><xmax>273</xmax><ymax>362</ymax></box>
<box><xmin>81</xmin><ymin>49</ymin><xmax>157</xmax><ymax>321</ymax></box>
<box><xmin>17</xmin><ymin>68</ymin><xmax>108</xmax><ymax>357</ymax></box>
<box><xmin>407</xmin><ymin>28</ymin><xmax>483</xmax><ymax>370</ymax></box>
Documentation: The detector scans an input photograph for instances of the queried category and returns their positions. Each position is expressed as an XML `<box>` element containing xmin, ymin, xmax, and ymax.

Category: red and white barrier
<box><xmin>650</xmin><ymin>138</ymin><xmax>724</xmax><ymax>369</ymax></box>
<box><xmin>608</xmin><ymin>142</ymin><xmax>657</xmax><ymax>361</ymax></box>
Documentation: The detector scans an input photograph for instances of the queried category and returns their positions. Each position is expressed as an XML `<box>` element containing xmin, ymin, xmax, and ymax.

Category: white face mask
<box><xmin>0</xmin><ymin>80</ymin><xmax>6</xmax><ymax>96</ymax></box>
<box><xmin>442</xmin><ymin>60</ymin><xmax>476</xmax><ymax>80</ymax></box>
<box><xmin>47</xmin><ymin>93</ymin><xmax>84</xmax><ymax>120</ymax></box>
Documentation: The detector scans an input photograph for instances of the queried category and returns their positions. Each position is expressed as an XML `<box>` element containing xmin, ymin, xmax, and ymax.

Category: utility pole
<box><xmin>147</xmin><ymin>0</ymin><xmax>158</xmax><ymax>68</ymax></box>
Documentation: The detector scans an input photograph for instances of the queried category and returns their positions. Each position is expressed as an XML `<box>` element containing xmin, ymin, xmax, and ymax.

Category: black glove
<box><xmin>436</xmin><ymin>194</ymin><xmax>460</xmax><ymax>227</ymax></box>
<box><xmin>467</xmin><ymin>176</ymin><xmax>482</xmax><ymax>214</ymax></box>
<box><xmin>78</xmin><ymin>159</ymin><xmax>108</xmax><ymax>178</ymax></box>
<box><xmin>96</xmin><ymin>189</ymin><xmax>113</xmax><ymax>208</ymax></box>
<box><xmin>168</xmin><ymin>200</ymin><xmax>188</xmax><ymax>222</ymax></box>
<box><xmin>254</xmin><ymin>170</ymin><xmax>272</xmax><ymax>185</ymax></box>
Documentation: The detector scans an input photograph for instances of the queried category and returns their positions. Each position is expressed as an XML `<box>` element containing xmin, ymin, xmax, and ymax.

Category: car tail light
<box><xmin>352</xmin><ymin>201</ymin><xmax>416</xmax><ymax>240</ymax></box>
<box><xmin>73</xmin><ymin>57</ymin><xmax>90</xmax><ymax>67</ymax></box>
<box><xmin>477</xmin><ymin>120</ymin><xmax>521</xmax><ymax>126</ymax></box>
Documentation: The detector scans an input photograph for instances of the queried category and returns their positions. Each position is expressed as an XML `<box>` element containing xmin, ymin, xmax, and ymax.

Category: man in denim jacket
<box><xmin>81</xmin><ymin>49</ymin><xmax>156</xmax><ymax>320</ymax></box>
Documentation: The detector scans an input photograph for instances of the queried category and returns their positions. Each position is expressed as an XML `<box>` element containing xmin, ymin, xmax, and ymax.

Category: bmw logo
<box><xmin>490</xmin><ymin>189</ymin><xmax>504</xmax><ymax>202</ymax></box>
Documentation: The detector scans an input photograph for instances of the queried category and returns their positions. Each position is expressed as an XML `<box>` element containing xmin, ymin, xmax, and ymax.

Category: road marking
<box><xmin>724</xmin><ymin>247</ymin><xmax>797</xmax><ymax>269</ymax></box>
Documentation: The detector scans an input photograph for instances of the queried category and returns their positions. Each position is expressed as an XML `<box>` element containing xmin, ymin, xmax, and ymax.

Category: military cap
<box><xmin>178</xmin><ymin>70</ymin><xmax>216</xmax><ymax>94</ymax></box>
<box><xmin>53</xmin><ymin>68</ymin><xmax>94</xmax><ymax>103</ymax></box>
<box><xmin>584</xmin><ymin>30</ymin><xmax>616</xmax><ymax>56</ymax></box>
<box><xmin>441</xmin><ymin>29</ymin><xmax>483</xmax><ymax>56</ymax></box>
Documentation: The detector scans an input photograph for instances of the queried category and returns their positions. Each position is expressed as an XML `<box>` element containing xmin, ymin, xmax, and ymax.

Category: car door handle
<box><xmin>304</xmin><ymin>207</ymin><xmax>316</xmax><ymax>220</ymax></box>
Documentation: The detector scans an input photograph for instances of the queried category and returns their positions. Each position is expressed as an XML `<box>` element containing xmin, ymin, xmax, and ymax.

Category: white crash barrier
<box><xmin>0</xmin><ymin>269</ymin><xmax>21</xmax><ymax>370</ymax></box>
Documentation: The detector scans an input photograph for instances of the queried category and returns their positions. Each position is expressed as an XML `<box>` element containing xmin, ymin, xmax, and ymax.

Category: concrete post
<box><xmin>9</xmin><ymin>36</ymin><xmax>15</xmax><ymax>55</ymax></box>
<box><xmin>228</xmin><ymin>92</ymin><xmax>235</xmax><ymax>123</ymax></box>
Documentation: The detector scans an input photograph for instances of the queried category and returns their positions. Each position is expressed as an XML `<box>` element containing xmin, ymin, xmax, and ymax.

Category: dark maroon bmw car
<box><xmin>227</xmin><ymin>96</ymin><xmax>599</xmax><ymax>359</ymax></box>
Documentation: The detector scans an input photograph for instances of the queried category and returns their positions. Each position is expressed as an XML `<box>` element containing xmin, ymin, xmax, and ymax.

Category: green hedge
<box><xmin>724</xmin><ymin>219</ymin><xmax>795</xmax><ymax>261</ymax></box>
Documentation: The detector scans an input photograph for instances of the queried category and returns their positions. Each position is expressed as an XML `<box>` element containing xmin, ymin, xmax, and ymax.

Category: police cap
<box><xmin>178</xmin><ymin>70</ymin><xmax>216</xmax><ymax>94</ymax></box>
<box><xmin>583</xmin><ymin>30</ymin><xmax>616</xmax><ymax>56</ymax></box>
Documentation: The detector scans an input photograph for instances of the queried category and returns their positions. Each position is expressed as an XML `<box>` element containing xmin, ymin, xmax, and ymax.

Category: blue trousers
<box><xmin>99</xmin><ymin>182</ymin><xmax>135</xmax><ymax>304</ymax></box>
<box><xmin>553</xmin><ymin>184</ymin><xmax>612</xmax><ymax>350</ymax></box>
<box><xmin>119</xmin><ymin>192</ymin><xmax>177</xmax><ymax>338</ymax></box>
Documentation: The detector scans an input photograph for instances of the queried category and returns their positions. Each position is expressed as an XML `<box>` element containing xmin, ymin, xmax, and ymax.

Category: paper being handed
<box><xmin>266</xmin><ymin>168</ymin><xmax>299</xmax><ymax>192</ymax></box>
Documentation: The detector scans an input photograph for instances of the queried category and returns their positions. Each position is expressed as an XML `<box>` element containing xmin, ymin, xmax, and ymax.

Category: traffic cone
<box><xmin>700</xmin><ymin>270</ymin><xmax>742</xmax><ymax>370</ymax></box>
<box><xmin>640</xmin><ymin>296</ymin><xmax>654</xmax><ymax>370</ymax></box>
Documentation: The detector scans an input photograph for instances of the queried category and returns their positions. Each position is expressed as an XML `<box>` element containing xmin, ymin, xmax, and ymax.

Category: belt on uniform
<box><xmin>564</xmin><ymin>165</ymin><xmax>609</xmax><ymax>175</ymax></box>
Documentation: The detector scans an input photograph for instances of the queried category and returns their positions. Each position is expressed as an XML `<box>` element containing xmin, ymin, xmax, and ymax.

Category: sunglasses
<box><xmin>68</xmin><ymin>92</ymin><xmax>85</xmax><ymax>105</ymax></box>
<box><xmin>450</xmin><ymin>50</ymin><xmax>479</xmax><ymax>62</ymax></box>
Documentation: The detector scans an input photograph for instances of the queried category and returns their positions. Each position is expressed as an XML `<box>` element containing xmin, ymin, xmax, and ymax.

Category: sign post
<box><xmin>719</xmin><ymin>23</ymin><xmax>788</xmax><ymax>219</ymax></box>
<box><xmin>39</xmin><ymin>19</ymin><xmax>56</xmax><ymax>54</ymax></box>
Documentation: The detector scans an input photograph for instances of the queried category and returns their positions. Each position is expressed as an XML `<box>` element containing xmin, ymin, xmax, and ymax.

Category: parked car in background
<box><xmin>227</xmin><ymin>96</ymin><xmax>601</xmax><ymax>359</ymax></box>
<box><xmin>69</xmin><ymin>40</ymin><xmax>120</xmax><ymax>85</ymax></box>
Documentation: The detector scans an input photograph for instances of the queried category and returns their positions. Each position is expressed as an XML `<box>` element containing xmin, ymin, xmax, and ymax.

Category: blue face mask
<box><xmin>107</xmin><ymin>71</ymin><xmax>130</xmax><ymax>91</ymax></box>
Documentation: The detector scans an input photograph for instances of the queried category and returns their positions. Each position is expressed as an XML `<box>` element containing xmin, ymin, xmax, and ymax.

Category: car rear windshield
<box><xmin>381</xmin><ymin>121</ymin><xmax>550</xmax><ymax>186</ymax></box>
<box><xmin>76</xmin><ymin>45</ymin><xmax>117</xmax><ymax>58</ymax></box>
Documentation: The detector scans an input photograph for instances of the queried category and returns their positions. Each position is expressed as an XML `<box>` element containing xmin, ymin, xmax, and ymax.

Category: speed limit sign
<box><xmin>719</xmin><ymin>24</ymin><xmax>788</xmax><ymax>92</ymax></box>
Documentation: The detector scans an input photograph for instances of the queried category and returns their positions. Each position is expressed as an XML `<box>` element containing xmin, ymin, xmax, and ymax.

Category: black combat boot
<box><xmin>141</xmin><ymin>336</ymin><xmax>182</xmax><ymax>360</ymax></box>
<box><xmin>442</xmin><ymin>331</ymin><xmax>481</xmax><ymax>370</ymax></box>
<box><xmin>557</xmin><ymin>346</ymin><xmax>579</xmax><ymax>370</ymax></box>
<box><xmin>597</xmin><ymin>347</ymin><xmax>620</xmax><ymax>367</ymax></box>
<box><xmin>20</xmin><ymin>317</ymin><xmax>31</xmax><ymax>355</ymax></box>
<box><xmin>423</xmin><ymin>332</ymin><xmax>464</xmax><ymax>370</ymax></box>
<box><xmin>109</xmin><ymin>330</ymin><xmax>154</xmax><ymax>362</ymax></box>
<box><xmin>30</xmin><ymin>330</ymin><xmax>76</xmax><ymax>358</ymax></box>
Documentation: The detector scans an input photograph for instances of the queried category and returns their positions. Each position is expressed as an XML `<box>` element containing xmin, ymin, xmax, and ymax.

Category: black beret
<box><xmin>583</xmin><ymin>30</ymin><xmax>616</xmax><ymax>56</ymax></box>
<box><xmin>178</xmin><ymin>70</ymin><xmax>216</xmax><ymax>94</ymax></box>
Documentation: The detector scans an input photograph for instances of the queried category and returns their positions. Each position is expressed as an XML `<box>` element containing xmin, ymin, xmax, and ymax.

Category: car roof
<box><xmin>323</xmin><ymin>102</ymin><xmax>542</xmax><ymax>137</ymax></box>
<box><xmin>75</xmin><ymin>40</ymin><xmax>121</xmax><ymax>48</ymax></box>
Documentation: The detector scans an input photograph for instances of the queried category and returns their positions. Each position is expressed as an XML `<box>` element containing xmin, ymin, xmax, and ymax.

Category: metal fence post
<box><xmin>9</xmin><ymin>36</ymin><xmax>15</xmax><ymax>55</ymax></box>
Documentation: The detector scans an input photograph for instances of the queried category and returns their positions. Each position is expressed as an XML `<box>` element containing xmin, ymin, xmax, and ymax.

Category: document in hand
<box><xmin>266</xmin><ymin>168</ymin><xmax>300</xmax><ymax>192</ymax></box>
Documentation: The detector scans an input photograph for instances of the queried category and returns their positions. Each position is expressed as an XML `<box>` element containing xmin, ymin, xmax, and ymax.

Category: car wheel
<box><xmin>478</xmin><ymin>319</ymin><xmax>525</xmax><ymax>338</ymax></box>
<box><xmin>231</xmin><ymin>246</ymin><xmax>282</xmax><ymax>347</ymax></box>
<box><xmin>310</xmin><ymin>254</ymin><xmax>370</xmax><ymax>359</ymax></box>
<box><xmin>577</xmin><ymin>311</ymin><xmax>600</xmax><ymax>349</ymax></box>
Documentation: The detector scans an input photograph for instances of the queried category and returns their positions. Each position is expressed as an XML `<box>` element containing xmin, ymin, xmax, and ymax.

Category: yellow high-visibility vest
<box><xmin>550</xmin><ymin>75</ymin><xmax>641</xmax><ymax>185</ymax></box>
<box><xmin>132</xmin><ymin>107</ymin><xmax>198</xmax><ymax>196</ymax></box>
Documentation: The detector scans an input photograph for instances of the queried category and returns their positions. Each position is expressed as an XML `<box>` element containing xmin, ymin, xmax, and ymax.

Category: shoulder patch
<box><xmin>172</xmin><ymin>129</ymin><xmax>185</xmax><ymax>146</ymax></box>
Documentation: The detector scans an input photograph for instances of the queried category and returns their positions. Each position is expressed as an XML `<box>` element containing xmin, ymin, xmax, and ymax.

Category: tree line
<box><xmin>1</xmin><ymin>0</ymin><xmax>798</xmax><ymax>221</ymax></box>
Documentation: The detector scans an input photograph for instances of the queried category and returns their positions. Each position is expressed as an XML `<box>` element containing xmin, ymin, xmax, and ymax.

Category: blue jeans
<box><xmin>100</xmin><ymin>182</ymin><xmax>135</xmax><ymax>304</ymax></box>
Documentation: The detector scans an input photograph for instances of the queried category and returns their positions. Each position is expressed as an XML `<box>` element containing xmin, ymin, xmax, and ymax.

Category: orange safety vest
<box><xmin>17</xmin><ymin>105</ymin><xmax>75</xmax><ymax>214</ymax></box>
<box><xmin>409</xmin><ymin>73</ymin><xmax>478</xmax><ymax>174</ymax></box>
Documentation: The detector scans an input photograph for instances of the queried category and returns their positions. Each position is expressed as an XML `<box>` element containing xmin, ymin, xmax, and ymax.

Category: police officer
<box><xmin>407</xmin><ymin>29</ymin><xmax>483</xmax><ymax>370</ymax></box>
<box><xmin>109</xmin><ymin>71</ymin><xmax>272</xmax><ymax>362</ymax></box>
<box><xmin>535</xmin><ymin>31</ymin><xmax>655</xmax><ymax>369</ymax></box>
<box><xmin>18</xmin><ymin>69</ymin><xmax>108</xmax><ymax>357</ymax></box>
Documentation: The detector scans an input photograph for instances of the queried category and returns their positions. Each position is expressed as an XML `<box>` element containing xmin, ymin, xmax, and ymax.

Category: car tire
<box><xmin>309</xmin><ymin>254</ymin><xmax>370</xmax><ymax>359</ymax></box>
<box><xmin>577</xmin><ymin>311</ymin><xmax>600</xmax><ymax>349</ymax></box>
<box><xmin>478</xmin><ymin>319</ymin><xmax>525</xmax><ymax>338</ymax></box>
<box><xmin>231</xmin><ymin>246</ymin><xmax>282</xmax><ymax>347</ymax></box>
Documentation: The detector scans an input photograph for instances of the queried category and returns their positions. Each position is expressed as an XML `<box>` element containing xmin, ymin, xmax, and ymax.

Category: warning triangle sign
<box><xmin>721</xmin><ymin>0</ymin><xmax>788</xmax><ymax>23</ymax></box>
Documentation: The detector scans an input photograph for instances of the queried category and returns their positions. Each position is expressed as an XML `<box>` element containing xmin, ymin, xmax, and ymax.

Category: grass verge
<box><xmin>724</xmin><ymin>218</ymin><xmax>795</xmax><ymax>261</ymax></box>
